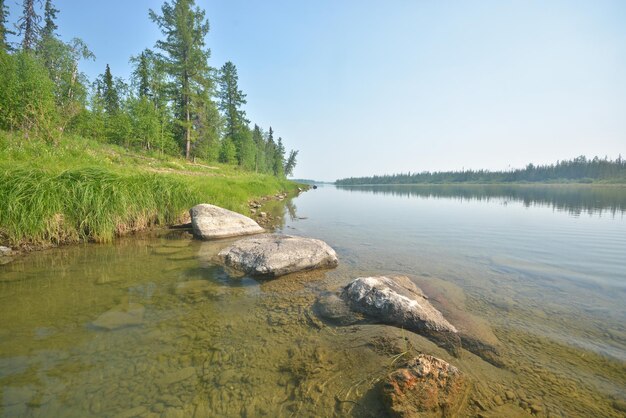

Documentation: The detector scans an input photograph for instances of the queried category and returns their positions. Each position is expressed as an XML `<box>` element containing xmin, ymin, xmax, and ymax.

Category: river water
<box><xmin>1</xmin><ymin>184</ymin><xmax>625</xmax><ymax>417</ymax></box>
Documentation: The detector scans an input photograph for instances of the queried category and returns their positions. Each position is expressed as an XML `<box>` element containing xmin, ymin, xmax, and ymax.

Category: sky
<box><xmin>6</xmin><ymin>0</ymin><xmax>626</xmax><ymax>181</ymax></box>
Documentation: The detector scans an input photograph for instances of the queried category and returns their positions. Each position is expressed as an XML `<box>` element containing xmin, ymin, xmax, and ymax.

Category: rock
<box><xmin>505</xmin><ymin>391</ymin><xmax>515</xmax><ymax>401</ymax></box>
<box><xmin>189</xmin><ymin>204</ymin><xmax>264</xmax><ymax>240</ymax></box>
<box><xmin>381</xmin><ymin>354</ymin><xmax>469</xmax><ymax>417</ymax></box>
<box><xmin>342</xmin><ymin>276</ymin><xmax>461</xmax><ymax>356</ymax></box>
<box><xmin>494</xmin><ymin>395</ymin><xmax>504</xmax><ymax>406</ymax></box>
<box><xmin>0</xmin><ymin>246</ymin><xmax>12</xmax><ymax>256</ymax></box>
<box><xmin>259</xmin><ymin>212</ymin><xmax>267</xmax><ymax>218</ymax></box>
<box><xmin>314</xmin><ymin>292</ymin><xmax>364</xmax><ymax>325</ymax></box>
<box><xmin>174</xmin><ymin>280</ymin><xmax>211</xmax><ymax>296</ymax></box>
<box><xmin>157</xmin><ymin>367</ymin><xmax>196</xmax><ymax>387</ymax></box>
<box><xmin>92</xmin><ymin>303</ymin><xmax>145</xmax><ymax>330</ymax></box>
<box><xmin>217</xmin><ymin>234</ymin><xmax>338</xmax><ymax>277</ymax></box>
<box><xmin>114</xmin><ymin>406</ymin><xmax>148</xmax><ymax>418</ymax></box>
<box><xmin>613</xmin><ymin>399</ymin><xmax>626</xmax><ymax>413</ymax></box>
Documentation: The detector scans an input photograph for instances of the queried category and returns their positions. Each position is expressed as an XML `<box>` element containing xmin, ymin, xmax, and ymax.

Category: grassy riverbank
<box><xmin>0</xmin><ymin>133</ymin><xmax>300</xmax><ymax>249</ymax></box>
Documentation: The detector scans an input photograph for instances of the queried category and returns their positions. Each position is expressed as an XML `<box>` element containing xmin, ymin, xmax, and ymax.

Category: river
<box><xmin>1</xmin><ymin>184</ymin><xmax>625</xmax><ymax>417</ymax></box>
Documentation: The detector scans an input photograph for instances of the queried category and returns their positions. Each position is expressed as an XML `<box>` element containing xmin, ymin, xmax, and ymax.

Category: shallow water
<box><xmin>1</xmin><ymin>184</ymin><xmax>625</xmax><ymax>417</ymax></box>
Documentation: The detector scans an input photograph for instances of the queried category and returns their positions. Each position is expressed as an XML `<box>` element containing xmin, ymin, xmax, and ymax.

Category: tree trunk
<box><xmin>186</xmin><ymin>103</ymin><xmax>191</xmax><ymax>160</ymax></box>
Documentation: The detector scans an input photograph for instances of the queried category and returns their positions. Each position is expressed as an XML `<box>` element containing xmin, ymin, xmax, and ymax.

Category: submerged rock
<box><xmin>217</xmin><ymin>234</ymin><xmax>338</xmax><ymax>277</ymax></box>
<box><xmin>342</xmin><ymin>276</ymin><xmax>461</xmax><ymax>356</ymax></box>
<box><xmin>190</xmin><ymin>204</ymin><xmax>264</xmax><ymax>240</ymax></box>
<box><xmin>381</xmin><ymin>354</ymin><xmax>469</xmax><ymax>418</ymax></box>
<box><xmin>92</xmin><ymin>303</ymin><xmax>145</xmax><ymax>330</ymax></box>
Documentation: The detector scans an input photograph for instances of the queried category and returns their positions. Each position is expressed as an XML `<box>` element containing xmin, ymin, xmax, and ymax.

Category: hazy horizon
<box><xmin>7</xmin><ymin>0</ymin><xmax>625</xmax><ymax>181</ymax></box>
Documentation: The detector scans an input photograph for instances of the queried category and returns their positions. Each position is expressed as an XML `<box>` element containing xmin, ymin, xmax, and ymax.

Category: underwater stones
<box><xmin>314</xmin><ymin>292</ymin><xmax>363</xmax><ymax>326</ymax></box>
<box><xmin>0</xmin><ymin>246</ymin><xmax>14</xmax><ymax>265</ymax></box>
<box><xmin>189</xmin><ymin>204</ymin><xmax>264</xmax><ymax>240</ymax></box>
<box><xmin>381</xmin><ymin>354</ymin><xmax>469</xmax><ymax>418</ymax></box>
<box><xmin>174</xmin><ymin>280</ymin><xmax>212</xmax><ymax>297</ymax></box>
<box><xmin>157</xmin><ymin>367</ymin><xmax>196</xmax><ymax>388</ymax></box>
<box><xmin>217</xmin><ymin>234</ymin><xmax>338</xmax><ymax>277</ymax></box>
<box><xmin>92</xmin><ymin>303</ymin><xmax>145</xmax><ymax>330</ymax></box>
<box><xmin>342</xmin><ymin>276</ymin><xmax>461</xmax><ymax>356</ymax></box>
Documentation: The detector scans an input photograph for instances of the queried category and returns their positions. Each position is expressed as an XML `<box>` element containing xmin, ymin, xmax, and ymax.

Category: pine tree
<box><xmin>17</xmin><ymin>0</ymin><xmax>41</xmax><ymax>51</ymax></box>
<box><xmin>42</xmin><ymin>0</ymin><xmax>58</xmax><ymax>38</ymax></box>
<box><xmin>150</xmin><ymin>0</ymin><xmax>213</xmax><ymax>160</ymax></box>
<box><xmin>0</xmin><ymin>0</ymin><xmax>15</xmax><ymax>53</ymax></box>
<box><xmin>252</xmin><ymin>124</ymin><xmax>266</xmax><ymax>172</ymax></box>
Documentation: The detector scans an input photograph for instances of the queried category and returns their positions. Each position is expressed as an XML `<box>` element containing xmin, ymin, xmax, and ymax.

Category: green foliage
<box><xmin>218</xmin><ymin>61</ymin><xmax>248</xmax><ymax>140</ymax></box>
<box><xmin>0</xmin><ymin>51</ymin><xmax>58</xmax><ymax>139</ymax></box>
<box><xmin>0</xmin><ymin>0</ymin><xmax>15</xmax><ymax>53</ymax></box>
<box><xmin>42</xmin><ymin>0</ymin><xmax>58</xmax><ymax>38</ymax></box>
<box><xmin>1</xmin><ymin>0</ymin><xmax>299</xmax><ymax>177</ymax></box>
<box><xmin>102</xmin><ymin>64</ymin><xmax>119</xmax><ymax>115</ymax></box>
<box><xmin>150</xmin><ymin>0</ymin><xmax>213</xmax><ymax>159</ymax></box>
<box><xmin>0</xmin><ymin>133</ymin><xmax>299</xmax><ymax>247</ymax></box>
<box><xmin>219</xmin><ymin>137</ymin><xmax>237</xmax><ymax>164</ymax></box>
<box><xmin>336</xmin><ymin>155</ymin><xmax>626</xmax><ymax>185</ymax></box>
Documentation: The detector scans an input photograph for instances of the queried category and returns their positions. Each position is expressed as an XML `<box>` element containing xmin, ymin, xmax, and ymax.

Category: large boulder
<box><xmin>382</xmin><ymin>354</ymin><xmax>470</xmax><ymax>417</ymax></box>
<box><xmin>217</xmin><ymin>234</ymin><xmax>338</xmax><ymax>277</ymax></box>
<box><xmin>342</xmin><ymin>276</ymin><xmax>461</xmax><ymax>356</ymax></box>
<box><xmin>190</xmin><ymin>204</ymin><xmax>264</xmax><ymax>240</ymax></box>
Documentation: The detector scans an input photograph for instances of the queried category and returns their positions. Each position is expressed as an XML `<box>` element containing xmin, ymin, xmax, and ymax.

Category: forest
<box><xmin>336</xmin><ymin>156</ymin><xmax>626</xmax><ymax>185</ymax></box>
<box><xmin>0</xmin><ymin>0</ymin><xmax>297</xmax><ymax>177</ymax></box>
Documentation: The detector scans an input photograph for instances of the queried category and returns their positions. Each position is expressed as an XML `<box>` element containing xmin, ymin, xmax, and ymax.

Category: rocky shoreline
<box><xmin>185</xmin><ymin>195</ymin><xmax>510</xmax><ymax>417</ymax></box>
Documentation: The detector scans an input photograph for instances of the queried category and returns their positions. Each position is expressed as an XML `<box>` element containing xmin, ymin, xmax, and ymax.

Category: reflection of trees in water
<box><xmin>337</xmin><ymin>185</ymin><xmax>626</xmax><ymax>217</ymax></box>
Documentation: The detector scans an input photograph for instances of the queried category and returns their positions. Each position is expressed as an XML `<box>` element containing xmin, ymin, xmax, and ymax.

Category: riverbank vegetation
<box><xmin>0</xmin><ymin>132</ymin><xmax>298</xmax><ymax>249</ymax></box>
<box><xmin>0</xmin><ymin>0</ymin><xmax>302</xmax><ymax>249</ymax></box>
<box><xmin>336</xmin><ymin>156</ymin><xmax>626</xmax><ymax>185</ymax></box>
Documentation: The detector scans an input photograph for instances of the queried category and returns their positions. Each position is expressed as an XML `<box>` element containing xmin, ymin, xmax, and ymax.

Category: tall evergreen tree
<box><xmin>17</xmin><ymin>0</ymin><xmax>41</xmax><ymax>51</ymax></box>
<box><xmin>273</xmin><ymin>137</ymin><xmax>285</xmax><ymax>177</ymax></box>
<box><xmin>218</xmin><ymin>61</ymin><xmax>248</xmax><ymax>140</ymax></box>
<box><xmin>0</xmin><ymin>0</ymin><xmax>15</xmax><ymax>53</ymax></box>
<box><xmin>150</xmin><ymin>0</ymin><xmax>213</xmax><ymax>160</ymax></box>
<box><xmin>131</xmin><ymin>50</ymin><xmax>151</xmax><ymax>98</ymax></box>
<box><xmin>102</xmin><ymin>64</ymin><xmax>119</xmax><ymax>114</ymax></box>
<box><xmin>42</xmin><ymin>0</ymin><xmax>58</xmax><ymax>38</ymax></box>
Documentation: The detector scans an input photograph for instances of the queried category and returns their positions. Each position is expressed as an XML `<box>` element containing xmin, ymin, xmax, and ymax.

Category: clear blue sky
<box><xmin>7</xmin><ymin>0</ymin><xmax>626</xmax><ymax>181</ymax></box>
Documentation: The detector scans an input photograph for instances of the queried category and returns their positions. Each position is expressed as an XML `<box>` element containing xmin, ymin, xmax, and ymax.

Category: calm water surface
<box><xmin>1</xmin><ymin>184</ymin><xmax>625</xmax><ymax>417</ymax></box>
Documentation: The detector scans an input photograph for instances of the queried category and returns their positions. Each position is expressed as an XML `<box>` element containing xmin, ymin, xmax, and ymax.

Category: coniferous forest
<box><xmin>336</xmin><ymin>156</ymin><xmax>626</xmax><ymax>185</ymax></box>
<box><xmin>0</xmin><ymin>0</ymin><xmax>298</xmax><ymax>177</ymax></box>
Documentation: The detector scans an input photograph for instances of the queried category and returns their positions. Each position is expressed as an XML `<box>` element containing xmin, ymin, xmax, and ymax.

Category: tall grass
<box><xmin>0</xmin><ymin>133</ymin><xmax>299</xmax><ymax>248</ymax></box>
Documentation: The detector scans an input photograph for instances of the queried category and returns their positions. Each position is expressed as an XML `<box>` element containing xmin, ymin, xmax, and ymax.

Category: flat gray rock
<box><xmin>217</xmin><ymin>234</ymin><xmax>338</xmax><ymax>277</ymax></box>
<box><xmin>92</xmin><ymin>303</ymin><xmax>145</xmax><ymax>330</ymax></box>
<box><xmin>190</xmin><ymin>204</ymin><xmax>264</xmax><ymax>240</ymax></box>
<box><xmin>342</xmin><ymin>276</ymin><xmax>461</xmax><ymax>356</ymax></box>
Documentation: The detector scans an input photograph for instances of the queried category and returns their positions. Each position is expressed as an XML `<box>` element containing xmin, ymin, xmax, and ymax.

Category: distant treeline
<box><xmin>336</xmin><ymin>184</ymin><xmax>626</xmax><ymax>217</ymax></box>
<box><xmin>336</xmin><ymin>156</ymin><xmax>626</xmax><ymax>185</ymax></box>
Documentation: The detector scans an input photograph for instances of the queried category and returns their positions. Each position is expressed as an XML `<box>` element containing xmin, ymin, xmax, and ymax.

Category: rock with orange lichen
<box><xmin>381</xmin><ymin>354</ymin><xmax>470</xmax><ymax>418</ymax></box>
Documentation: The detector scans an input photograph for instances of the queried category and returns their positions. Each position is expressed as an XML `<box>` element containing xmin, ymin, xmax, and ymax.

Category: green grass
<box><xmin>0</xmin><ymin>132</ymin><xmax>299</xmax><ymax>248</ymax></box>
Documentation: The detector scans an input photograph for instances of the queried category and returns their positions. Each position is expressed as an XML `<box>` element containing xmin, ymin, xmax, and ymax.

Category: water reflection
<box><xmin>337</xmin><ymin>184</ymin><xmax>626</xmax><ymax>217</ymax></box>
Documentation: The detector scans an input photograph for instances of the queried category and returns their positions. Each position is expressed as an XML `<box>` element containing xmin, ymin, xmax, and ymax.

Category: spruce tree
<box><xmin>42</xmin><ymin>0</ymin><xmax>58</xmax><ymax>38</ymax></box>
<box><xmin>102</xmin><ymin>64</ymin><xmax>119</xmax><ymax>114</ymax></box>
<box><xmin>150</xmin><ymin>0</ymin><xmax>212</xmax><ymax>160</ymax></box>
<box><xmin>0</xmin><ymin>0</ymin><xmax>15</xmax><ymax>53</ymax></box>
<box><xmin>218</xmin><ymin>61</ymin><xmax>248</xmax><ymax>139</ymax></box>
<box><xmin>17</xmin><ymin>0</ymin><xmax>41</xmax><ymax>51</ymax></box>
